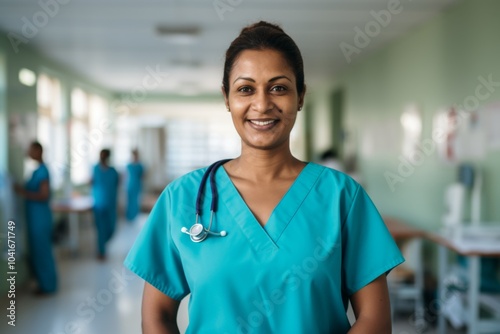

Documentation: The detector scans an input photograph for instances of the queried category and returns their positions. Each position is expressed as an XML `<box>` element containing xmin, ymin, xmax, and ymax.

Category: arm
<box><xmin>142</xmin><ymin>282</ymin><xmax>181</xmax><ymax>334</ymax></box>
<box><xmin>14</xmin><ymin>180</ymin><xmax>50</xmax><ymax>201</ymax></box>
<box><xmin>348</xmin><ymin>274</ymin><xmax>392</xmax><ymax>334</ymax></box>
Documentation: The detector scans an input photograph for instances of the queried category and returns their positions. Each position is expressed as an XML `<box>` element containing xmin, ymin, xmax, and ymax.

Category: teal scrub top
<box><xmin>126</xmin><ymin>162</ymin><xmax>144</xmax><ymax>191</ymax></box>
<box><xmin>25</xmin><ymin>163</ymin><xmax>52</xmax><ymax>223</ymax></box>
<box><xmin>92</xmin><ymin>164</ymin><xmax>119</xmax><ymax>209</ymax></box>
<box><xmin>25</xmin><ymin>163</ymin><xmax>51</xmax><ymax>203</ymax></box>
<box><xmin>124</xmin><ymin>162</ymin><xmax>404</xmax><ymax>334</ymax></box>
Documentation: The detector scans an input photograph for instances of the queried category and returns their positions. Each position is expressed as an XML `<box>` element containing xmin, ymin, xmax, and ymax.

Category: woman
<box><xmin>14</xmin><ymin>141</ymin><xmax>58</xmax><ymax>294</ymax></box>
<box><xmin>91</xmin><ymin>148</ymin><xmax>119</xmax><ymax>260</ymax></box>
<box><xmin>125</xmin><ymin>21</ymin><xmax>404</xmax><ymax>333</ymax></box>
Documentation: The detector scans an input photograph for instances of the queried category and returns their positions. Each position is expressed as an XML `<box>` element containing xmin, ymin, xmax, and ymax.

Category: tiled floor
<box><xmin>1</xmin><ymin>214</ymin><xmax>466</xmax><ymax>334</ymax></box>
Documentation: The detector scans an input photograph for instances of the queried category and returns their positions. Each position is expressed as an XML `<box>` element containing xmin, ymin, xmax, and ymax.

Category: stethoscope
<box><xmin>181</xmin><ymin>159</ymin><xmax>232</xmax><ymax>242</ymax></box>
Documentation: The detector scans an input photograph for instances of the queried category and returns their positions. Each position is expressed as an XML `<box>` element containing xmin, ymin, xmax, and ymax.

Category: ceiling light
<box><xmin>155</xmin><ymin>25</ymin><xmax>200</xmax><ymax>44</ymax></box>
<box><xmin>19</xmin><ymin>68</ymin><xmax>37</xmax><ymax>86</ymax></box>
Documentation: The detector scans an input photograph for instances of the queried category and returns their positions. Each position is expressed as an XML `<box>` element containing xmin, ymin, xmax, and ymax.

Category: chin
<box><xmin>243</xmin><ymin>139</ymin><xmax>289</xmax><ymax>151</ymax></box>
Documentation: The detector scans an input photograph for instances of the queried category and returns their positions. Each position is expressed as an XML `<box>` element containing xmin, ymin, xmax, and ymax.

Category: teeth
<box><xmin>250</xmin><ymin>120</ymin><xmax>275</xmax><ymax>126</ymax></box>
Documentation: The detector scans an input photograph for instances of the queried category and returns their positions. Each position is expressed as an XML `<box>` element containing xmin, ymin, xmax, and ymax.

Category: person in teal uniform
<box><xmin>124</xmin><ymin>22</ymin><xmax>404</xmax><ymax>333</ymax></box>
<box><xmin>125</xmin><ymin>149</ymin><xmax>144</xmax><ymax>222</ymax></box>
<box><xmin>91</xmin><ymin>148</ymin><xmax>119</xmax><ymax>260</ymax></box>
<box><xmin>14</xmin><ymin>141</ymin><xmax>58</xmax><ymax>294</ymax></box>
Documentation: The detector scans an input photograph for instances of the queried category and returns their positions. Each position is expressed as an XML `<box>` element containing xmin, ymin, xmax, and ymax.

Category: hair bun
<box><xmin>241</xmin><ymin>21</ymin><xmax>284</xmax><ymax>34</ymax></box>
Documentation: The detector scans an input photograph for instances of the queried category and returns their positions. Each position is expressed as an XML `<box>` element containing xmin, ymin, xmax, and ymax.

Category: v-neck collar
<box><xmin>217</xmin><ymin>162</ymin><xmax>323</xmax><ymax>253</ymax></box>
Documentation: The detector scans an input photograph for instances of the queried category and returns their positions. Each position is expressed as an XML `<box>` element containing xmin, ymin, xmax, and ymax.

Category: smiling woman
<box><xmin>124</xmin><ymin>21</ymin><xmax>404</xmax><ymax>334</ymax></box>
<box><xmin>224</xmin><ymin>48</ymin><xmax>303</xmax><ymax>152</ymax></box>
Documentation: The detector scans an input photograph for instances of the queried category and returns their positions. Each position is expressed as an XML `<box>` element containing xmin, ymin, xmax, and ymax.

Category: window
<box><xmin>70</xmin><ymin>88</ymin><xmax>90</xmax><ymax>185</ymax></box>
<box><xmin>70</xmin><ymin>89</ymin><xmax>110</xmax><ymax>185</ymax></box>
<box><xmin>166</xmin><ymin>119</ymin><xmax>239</xmax><ymax>181</ymax></box>
<box><xmin>36</xmin><ymin>74</ymin><xmax>65</xmax><ymax>190</ymax></box>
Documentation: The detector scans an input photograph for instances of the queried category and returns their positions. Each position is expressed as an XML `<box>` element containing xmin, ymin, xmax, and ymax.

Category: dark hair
<box><xmin>30</xmin><ymin>141</ymin><xmax>43</xmax><ymax>153</ymax></box>
<box><xmin>100</xmin><ymin>149</ymin><xmax>111</xmax><ymax>159</ymax></box>
<box><xmin>222</xmin><ymin>21</ymin><xmax>305</xmax><ymax>96</ymax></box>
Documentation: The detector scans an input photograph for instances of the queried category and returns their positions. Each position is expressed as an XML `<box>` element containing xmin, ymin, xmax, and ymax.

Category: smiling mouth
<box><xmin>249</xmin><ymin>119</ymin><xmax>278</xmax><ymax>126</ymax></box>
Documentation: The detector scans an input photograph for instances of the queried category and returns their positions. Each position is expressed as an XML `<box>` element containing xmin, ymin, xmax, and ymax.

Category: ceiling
<box><xmin>0</xmin><ymin>0</ymin><xmax>457</xmax><ymax>95</ymax></box>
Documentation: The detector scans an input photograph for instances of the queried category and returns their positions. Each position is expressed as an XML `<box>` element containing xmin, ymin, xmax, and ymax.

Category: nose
<box><xmin>251</xmin><ymin>90</ymin><xmax>273</xmax><ymax>113</ymax></box>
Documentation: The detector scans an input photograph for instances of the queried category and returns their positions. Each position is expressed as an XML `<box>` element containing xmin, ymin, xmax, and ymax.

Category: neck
<box><xmin>229</xmin><ymin>144</ymin><xmax>303</xmax><ymax>182</ymax></box>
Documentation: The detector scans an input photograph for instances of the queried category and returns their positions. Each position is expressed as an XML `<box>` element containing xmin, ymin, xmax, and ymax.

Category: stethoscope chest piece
<box><xmin>187</xmin><ymin>223</ymin><xmax>207</xmax><ymax>243</ymax></box>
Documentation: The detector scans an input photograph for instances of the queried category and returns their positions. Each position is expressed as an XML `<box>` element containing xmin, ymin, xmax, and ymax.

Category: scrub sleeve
<box><xmin>341</xmin><ymin>185</ymin><xmax>404</xmax><ymax>297</ymax></box>
<box><xmin>124</xmin><ymin>188</ymin><xmax>189</xmax><ymax>300</ymax></box>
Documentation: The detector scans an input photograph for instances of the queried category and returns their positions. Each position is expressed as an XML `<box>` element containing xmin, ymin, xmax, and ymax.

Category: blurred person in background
<box><xmin>14</xmin><ymin>141</ymin><xmax>58</xmax><ymax>295</ymax></box>
<box><xmin>125</xmin><ymin>149</ymin><xmax>145</xmax><ymax>222</ymax></box>
<box><xmin>91</xmin><ymin>148</ymin><xmax>119</xmax><ymax>260</ymax></box>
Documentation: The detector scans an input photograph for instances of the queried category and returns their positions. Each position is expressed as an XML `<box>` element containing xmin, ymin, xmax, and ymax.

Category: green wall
<box><xmin>332</xmin><ymin>0</ymin><xmax>500</xmax><ymax>231</ymax></box>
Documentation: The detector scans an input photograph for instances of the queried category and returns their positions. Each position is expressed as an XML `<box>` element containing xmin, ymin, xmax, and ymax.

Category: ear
<box><xmin>298</xmin><ymin>84</ymin><xmax>307</xmax><ymax>110</ymax></box>
<box><xmin>221</xmin><ymin>86</ymin><xmax>229</xmax><ymax>110</ymax></box>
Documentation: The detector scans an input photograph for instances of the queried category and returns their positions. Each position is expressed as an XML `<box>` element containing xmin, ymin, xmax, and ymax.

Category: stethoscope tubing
<box><xmin>183</xmin><ymin>159</ymin><xmax>232</xmax><ymax>242</ymax></box>
<box><xmin>195</xmin><ymin>159</ymin><xmax>232</xmax><ymax>215</ymax></box>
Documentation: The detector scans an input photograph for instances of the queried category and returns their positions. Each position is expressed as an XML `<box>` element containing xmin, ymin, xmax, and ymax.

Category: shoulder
<box><xmin>307</xmin><ymin>162</ymin><xmax>363</xmax><ymax>212</ymax></box>
<box><xmin>36</xmin><ymin>164</ymin><xmax>50</xmax><ymax>179</ymax></box>
<box><xmin>310</xmin><ymin>162</ymin><xmax>359</xmax><ymax>193</ymax></box>
<box><xmin>149</xmin><ymin>167</ymin><xmax>208</xmax><ymax>211</ymax></box>
<box><xmin>164</xmin><ymin>166</ymin><xmax>207</xmax><ymax>195</ymax></box>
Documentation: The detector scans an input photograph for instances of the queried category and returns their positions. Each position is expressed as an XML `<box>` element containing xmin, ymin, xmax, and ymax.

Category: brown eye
<box><xmin>237</xmin><ymin>86</ymin><xmax>253</xmax><ymax>93</ymax></box>
<box><xmin>271</xmin><ymin>85</ymin><xmax>287</xmax><ymax>92</ymax></box>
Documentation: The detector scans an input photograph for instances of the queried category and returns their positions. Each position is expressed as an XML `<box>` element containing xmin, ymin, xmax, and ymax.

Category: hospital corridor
<box><xmin>1</xmin><ymin>1</ymin><xmax>500</xmax><ymax>334</ymax></box>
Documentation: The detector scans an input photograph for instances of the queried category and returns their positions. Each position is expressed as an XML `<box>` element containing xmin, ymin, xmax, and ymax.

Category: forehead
<box><xmin>230</xmin><ymin>49</ymin><xmax>295</xmax><ymax>81</ymax></box>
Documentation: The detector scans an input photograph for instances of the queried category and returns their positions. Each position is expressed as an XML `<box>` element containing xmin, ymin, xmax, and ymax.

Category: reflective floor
<box><xmin>1</xmin><ymin>215</ymin><xmax>464</xmax><ymax>334</ymax></box>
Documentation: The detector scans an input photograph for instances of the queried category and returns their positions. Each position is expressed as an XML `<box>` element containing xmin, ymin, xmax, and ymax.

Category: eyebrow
<box><xmin>232</xmin><ymin>75</ymin><xmax>292</xmax><ymax>85</ymax></box>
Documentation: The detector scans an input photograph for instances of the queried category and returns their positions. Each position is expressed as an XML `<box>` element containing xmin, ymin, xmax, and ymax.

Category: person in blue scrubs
<box><xmin>91</xmin><ymin>148</ymin><xmax>119</xmax><ymax>260</ymax></box>
<box><xmin>14</xmin><ymin>141</ymin><xmax>58</xmax><ymax>294</ymax></box>
<box><xmin>125</xmin><ymin>21</ymin><xmax>404</xmax><ymax>333</ymax></box>
<box><xmin>125</xmin><ymin>149</ymin><xmax>144</xmax><ymax>222</ymax></box>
